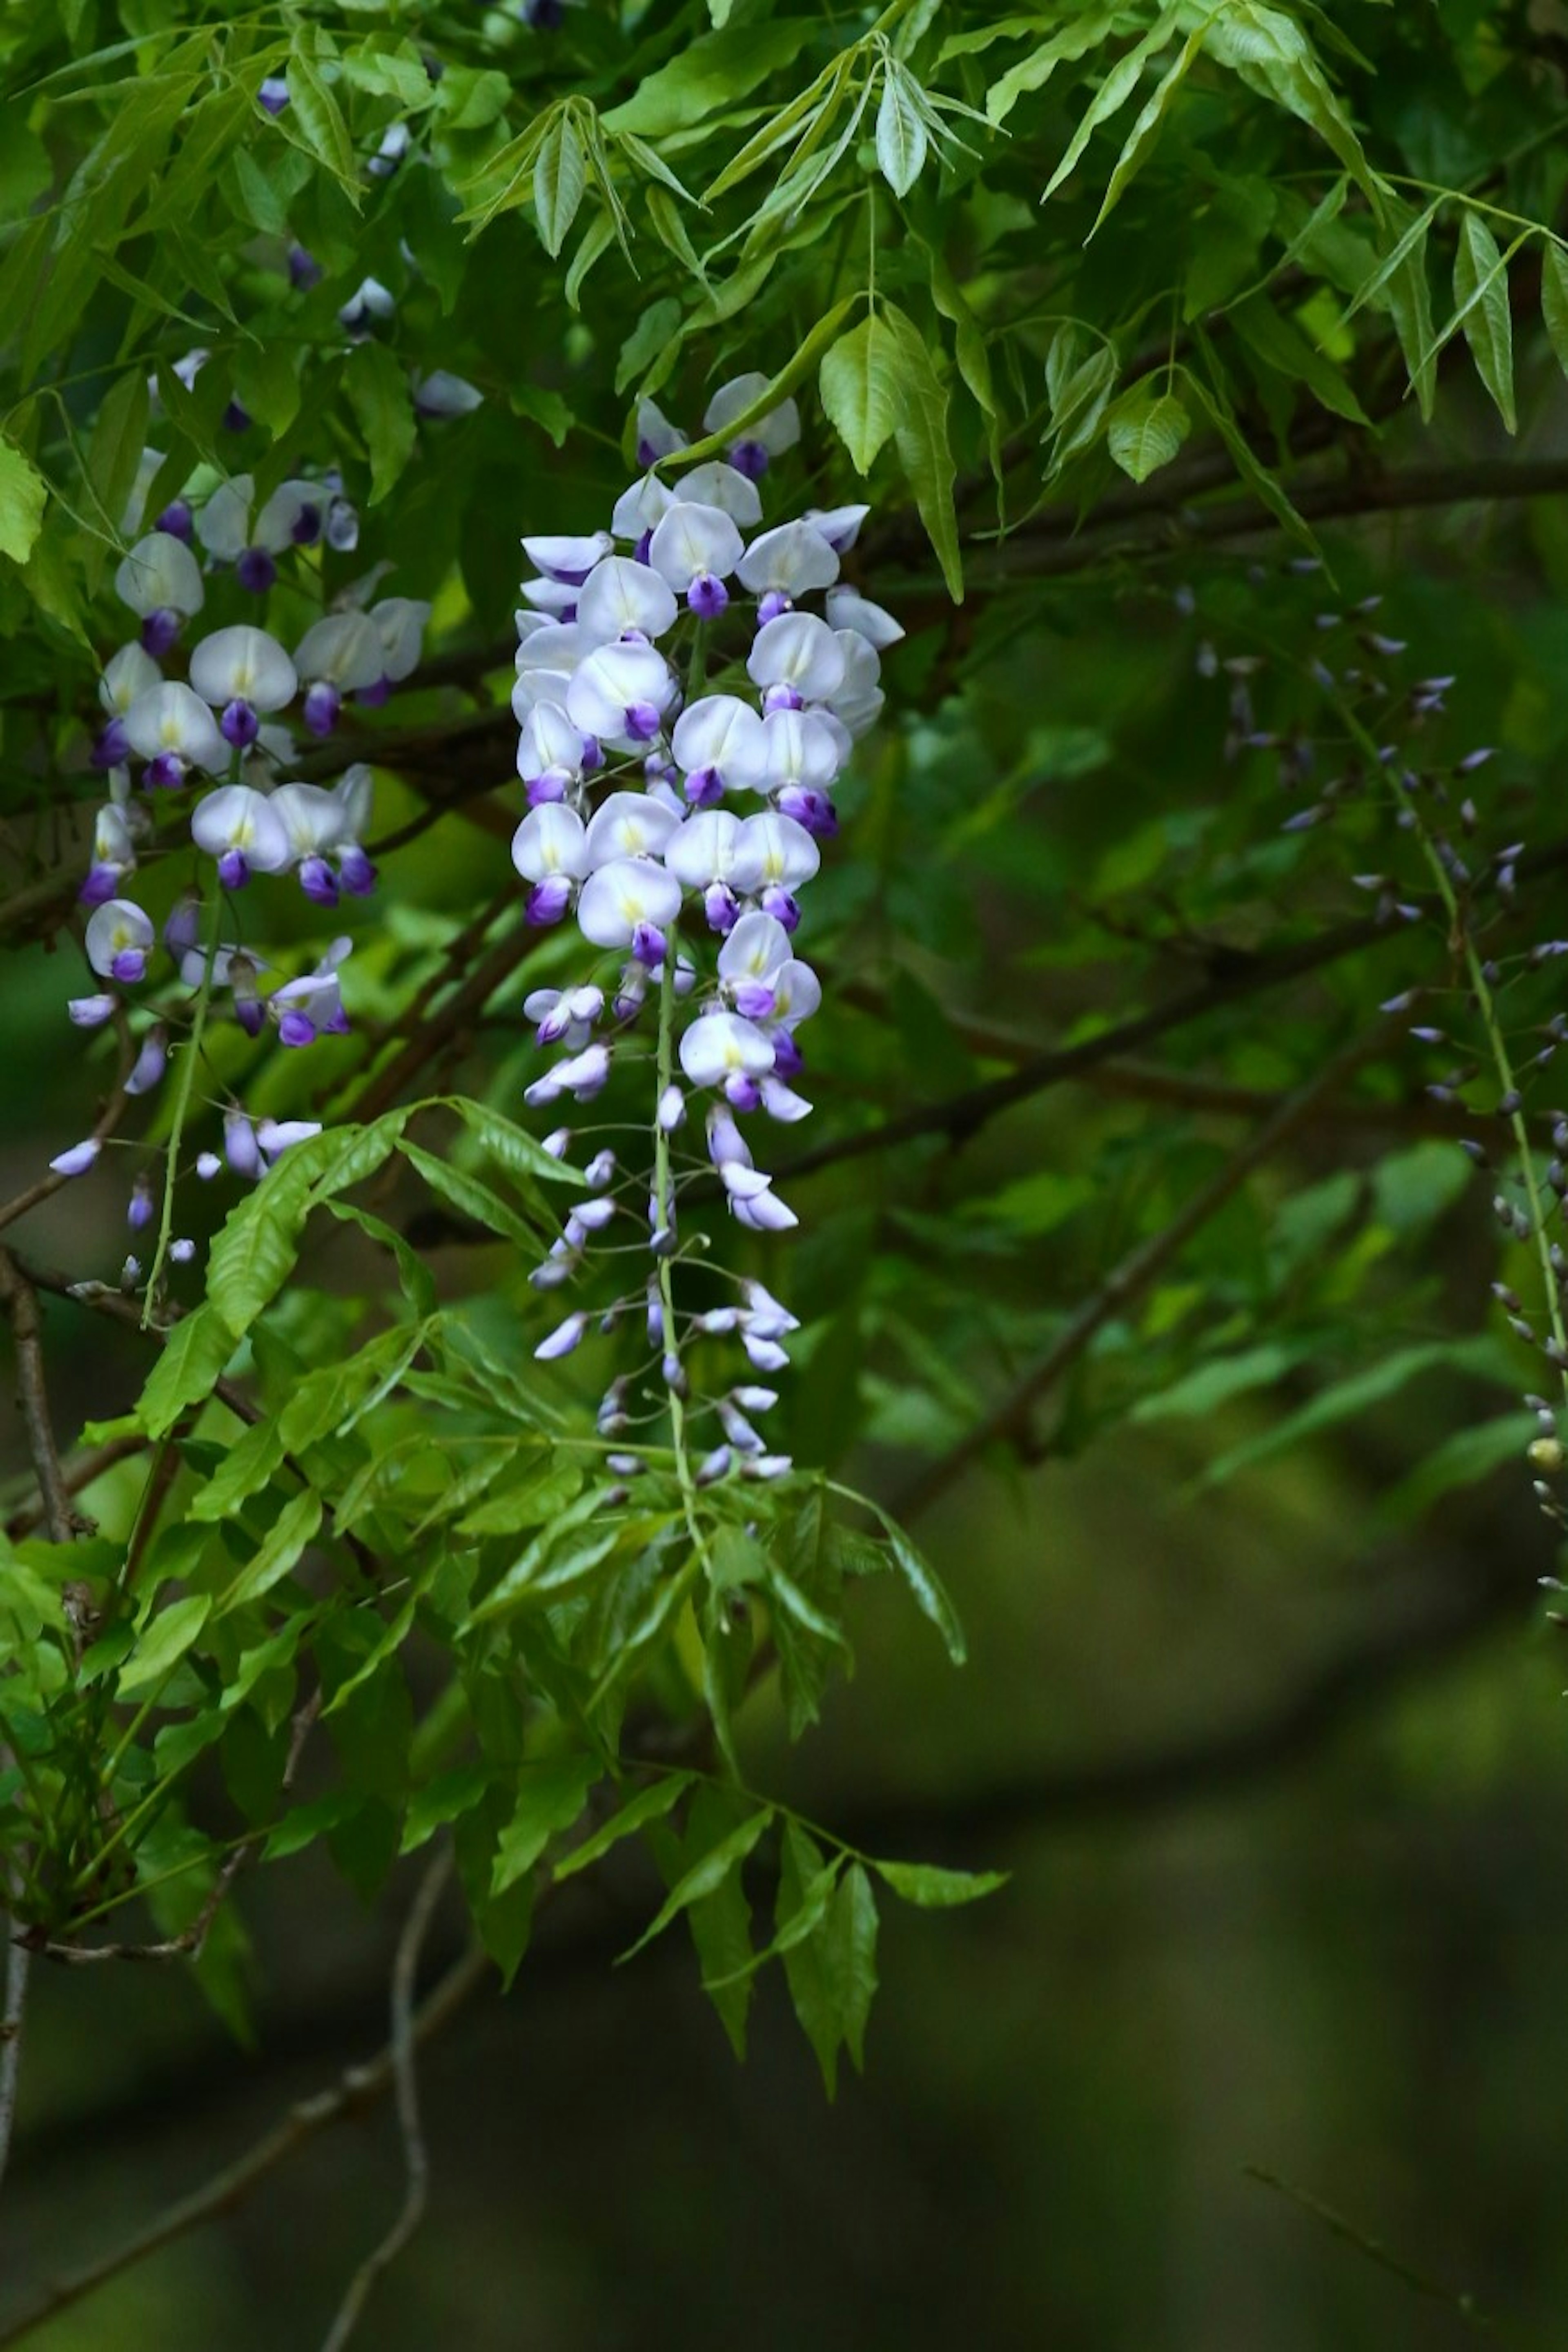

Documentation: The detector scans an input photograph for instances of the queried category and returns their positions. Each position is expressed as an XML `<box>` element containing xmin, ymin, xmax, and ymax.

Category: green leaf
<box><xmin>86</xmin><ymin>368</ymin><xmax>149</xmax><ymax>539</ymax></box>
<box><xmin>1042</xmin><ymin>8</ymin><xmax>1182</xmax><ymax>202</ymax></box>
<box><xmin>1202</xmin><ymin>3</ymin><xmax>1379</xmax><ymax>204</ymax></box>
<box><xmin>534</xmin><ymin>107</ymin><xmax>586</xmax><ymax>260</ymax></box>
<box><xmin>344</xmin><ymin>341</ymin><xmax>417</xmax><ymax>505</ymax></box>
<box><xmin>1198</xmin><ymin>1336</ymin><xmax>1515</xmax><ymax>1491</ymax></box>
<box><xmin>1230</xmin><ymin>292</ymin><xmax>1370</xmax><ymax>425</ymax></box>
<box><xmin>1091</xmin><ymin>23</ymin><xmax>1206</xmax><ymax>232</ymax></box>
<box><xmin>984</xmin><ymin>8</ymin><xmax>1119</xmax><ymax>128</ymax></box>
<box><xmin>609</xmin><ymin>25</ymin><xmax>811</xmax><ymax>140</ymax></box>
<box><xmin>884</xmin><ymin>302</ymin><xmax>963</xmax><ymax>601</ymax></box>
<box><xmin>279</xmin><ymin>51</ymin><xmax>360</xmax><ymax>196</ymax></box>
<box><xmin>1452</xmin><ymin>209</ymin><xmax>1515</xmax><ymax>434</ymax></box>
<box><xmin>872</xmin><ymin>1859</ymin><xmax>1010</xmax><ymax>1908</ymax></box>
<box><xmin>216</xmin><ymin>1492</ymin><xmax>323</xmax><ymax>1617</ymax></box>
<box><xmin>1542</xmin><ymin>243</ymin><xmax>1568</xmax><ymax>380</ymax></box>
<box><xmin>138</xmin><ymin>1306</ymin><xmax>236</xmax><ymax>1440</ymax></box>
<box><xmin>118</xmin><ymin>1593</ymin><xmax>212</xmax><ymax>1697</ymax></box>
<box><xmin>617</xmin><ymin>1806</ymin><xmax>772</xmax><ymax>1963</ymax></box>
<box><xmin>232</xmin><ymin>340</ymin><xmax>301</xmax><ymax>438</ymax></box>
<box><xmin>554</xmin><ymin>1772</ymin><xmax>694</xmax><ymax>1880</ymax></box>
<box><xmin>826</xmin><ymin>1863</ymin><xmax>879</xmax><ymax>2076</ymax></box>
<box><xmin>0</xmin><ymin>439</ymin><xmax>48</xmax><ymax>564</ymax></box>
<box><xmin>448</xmin><ymin>1098</ymin><xmax>588</xmax><ymax>1191</ymax></box>
<box><xmin>839</xmin><ymin>1487</ymin><xmax>966</xmax><ymax>1662</ymax></box>
<box><xmin>1129</xmin><ymin>1341</ymin><xmax>1302</xmax><ymax>1425</ymax></box>
<box><xmin>875</xmin><ymin>60</ymin><xmax>929</xmax><ymax>198</ymax></box>
<box><xmin>399</xmin><ymin>1138</ymin><xmax>540</xmax><ymax>1247</ymax></box>
<box><xmin>188</xmin><ymin>1417</ymin><xmax>290</xmax><ymax>1522</ymax></box>
<box><xmin>1105</xmin><ymin>385</ymin><xmax>1192</xmax><ymax>483</ymax></box>
<box><xmin>564</xmin><ymin>209</ymin><xmax>617</xmax><ymax>310</ymax></box>
<box><xmin>492</xmin><ymin>1755</ymin><xmax>599</xmax><ymax>1895</ymax></box>
<box><xmin>1187</xmin><ymin>365</ymin><xmax>1318</xmax><ymax>553</ymax></box>
<box><xmin>820</xmin><ymin>312</ymin><xmax>905</xmax><ymax>474</ymax></box>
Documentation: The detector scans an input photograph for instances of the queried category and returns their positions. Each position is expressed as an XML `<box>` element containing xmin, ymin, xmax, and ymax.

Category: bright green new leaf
<box><xmin>0</xmin><ymin>439</ymin><xmax>48</xmax><ymax>564</ymax></box>
<box><xmin>216</xmin><ymin>1492</ymin><xmax>324</xmax><ymax>1617</ymax></box>
<box><xmin>873</xmin><ymin>1860</ymin><xmax>1011</xmax><ymax>1907</ymax></box>
<box><xmin>138</xmin><ymin>1305</ymin><xmax>237</xmax><ymax>1440</ymax></box>
<box><xmin>118</xmin><ymin>1593</ymin><xmax>212</xmax><ymax>1698</ymax></box>
<box><xmin>554</xmin><ymin>1773</ymin><xmax>695</xmax><ymax>1880</ymax></box>
<box><xmin>1105</xmin><ymin>385</ymin><xmax>1192</xmax><ymax>483</ymax></box>
<box><xmin>534</xmin><ymin>108</ymin><xmax>587</xmax><ymax>260</ymax></box>
<box><xmin>1542</xmin><ymin>243</ymin><xmax>1568</xmax><ymax>379</ymax></box>
<box><xmin>617</xmin><ymin>1807</ymin><xmax>772</xmax><ymax>1963</ymax></box>
<box><xmin>884</xmin><ymin>302</ymin><xmax>963</xmax><ymax>600</ymax></box>
<box><xmin>492</xmin><ymin>1755</ymin><xmax>600</xmax><ymax>1895</ymax></box>
<box><xmin>1451</xmin><ymin>210</ymin><xmax>1515</xmax><ymax>434</ymax></box>
<box><xmin>876</xmin><ymin>59</ymin><xmax>929</xmax><ymax>197</ymax></box>
<box><xmin>820</xmin><ymin>312</ymin><xmax>905</xmax><ymax>475</ymax></box>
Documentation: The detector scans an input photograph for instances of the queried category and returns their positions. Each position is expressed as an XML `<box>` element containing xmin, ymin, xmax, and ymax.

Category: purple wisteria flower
<box><xmin>510</xmin><ymin>374</ymin><xmax>896</xmax><ymax>1485</ymax></box>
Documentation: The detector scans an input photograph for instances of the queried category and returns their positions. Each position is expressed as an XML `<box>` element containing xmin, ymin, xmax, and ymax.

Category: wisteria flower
<box><xmin>566</xmin><ymin>641</ymin><xmax>677</xmax><ymax>746</ymax></box>
<box><xmin>191</xmin><ymin>784</ymin><xmax>291</xmax><ymax>888</ymax></box>
<box><xmin>702</xmin><ymin>373</ymin><xmax>800</xmax><ymax>481</ymax></box>
<box><xmin>189</xmin><ymin>624</ymin><xmax>298</xmax><ymax>749</ymax></box>
<box><xmin>115</xmin><ymin>532</ymin><xmax>204</xmax><ymax>656</ymax></box>
<box><xmin>85</xmin><ymin>899</ymin><xmax>154</xmax><ymax>984</ymax></box>
<box><xmin>122</xmin><ymin>682</ymin><xmax>226</xmax><ymax>786</ymax></box>
<box><xmin>747</xmin><ymin>611</ymin><xmax>846</xmax><ymax>711</ymax></box>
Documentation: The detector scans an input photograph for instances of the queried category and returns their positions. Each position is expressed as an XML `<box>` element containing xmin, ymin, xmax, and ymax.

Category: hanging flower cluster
<box><xmin>512</xmin><ymin>373</ymin><xmax>901</xmax><ymax>1486</ymax></box>
<box><xmin>52</xmin><ymin>463</ymin><xmax>431</xmax><ymax>1296</ymax></box>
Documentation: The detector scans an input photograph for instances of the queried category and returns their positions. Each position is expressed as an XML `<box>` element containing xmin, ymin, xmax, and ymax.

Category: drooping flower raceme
<box><xmin>512</xmin><ymin>377</ymin><xmax>899</xmax><ymax>1488</ymax></box>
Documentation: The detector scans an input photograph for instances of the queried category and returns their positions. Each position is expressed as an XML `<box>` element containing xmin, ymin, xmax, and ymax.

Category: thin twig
<box><xmin>893</xmin><ymin>1022</ymin><xmax>1394</xmax><ymax>1521</ymax></box>
<box><xmin>36</xmin><ymin>1690</ymin><xmax>323</xmax><ymax>1967</ymax></box>
<box><xmin>317</xmin><ymin>1846</ymin><xmax>455</xmax><ymax>2352</ymax></box>
<box><xmin>0</xmin><ymin>1940</ymin><xmax>491</xmax><ymax>2350</ymax></box>
<box><xmin>3</xmin><ymin>1431</ymin><xmax>150</xmax><ymax>1540</ymax></box>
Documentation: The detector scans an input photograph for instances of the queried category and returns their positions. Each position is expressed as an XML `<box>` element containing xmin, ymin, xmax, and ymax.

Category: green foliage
<box><xmin>4</xmin><ymin>0</ymin><xmax>1568</xmax><ymax>2162</ymax></box>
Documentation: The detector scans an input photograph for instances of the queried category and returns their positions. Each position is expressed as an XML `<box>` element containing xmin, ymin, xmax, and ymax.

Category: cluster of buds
<box><xmin>512</xmin><ymin>374</ymin><xmax>901</xmax><ymax>1486</ymax></box>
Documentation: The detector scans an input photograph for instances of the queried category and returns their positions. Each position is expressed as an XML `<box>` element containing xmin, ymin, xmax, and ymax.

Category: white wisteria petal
<box><xmin>516</xmin><ymin>621</ymin><xmax>594</xmax><ymax>676</ymax></box>
<box><xmin>648</xmin><ymin>503</ymin><xmax>744</xmax><ymax>592</ymax></box>
<box><xmin>85</xmin><ymin>900</ymin><xmax>154</xmax><ymax>978</ymax></box>
<box><xmin>760</xmin><ymin>709</ymin><xmax>842</xmax><ymax>794</ymax></box>
<box><xmin>268</xmin><ymin>784</ymin><xmax>346</xmax><ymax>859</ymax></box>
<box><xmin>576</xmin><ymin>860</ymin><xmax>683</xmax><ymax>949</ymax></box>
<box><xmin>663</xmin><ymin>809</ymin><xmax>747</xmax><ymax>890</ymax></box>
<box><xmin>576</xmin><ymin>555</ymin><xmax>679</xmax><ymax>645</ymax></box>
<box><xmin>522</xmin><ymin>530</ymin><xmax>614</xmax><ymax>582</ymax></box>
<box><xmin>670</xmin><ymin>695</ymin><xmax>767</xmax><ymax>787</ymax></box>
<box><xmin>100</xmin><ymin>643</ymin><xmax>161</xmax><ymax>716</ymax></box>
<box><xmin>702</xmin><ymin>374</ymin><xmax>800</xmax><ymax>455</ymax></box>
<box><xmin>334</xmin><ymin>764</ymin><xmax>374</xmax><ymax>841</ymax></box>
<box><xmin>122</xmin><ymin>682</ymin><xmax>226</xmax><ymax>768</ymax></box>
<box><xmin>676</xmin><ymin>461</ymin><xmax>763</xmax><ymax>526</ymax></box>
<box><xmin>804</xmin><ymin>503</ymin><xmax>871</xmax><ymax>552</ymax></box>
<box><xmin>718</xmin><ymin>912</ymin><xmax>793</xmax><ymax>987</ymax></box>
<box><xmin>611</xmin><ymin>476</ymin><xmax>675</xmax><ymax>540</ymax></box>
<box><xmin>520</xmin><ymin>576</ymin><xmax>579</xmax><ymax>617</ymax></box>
<box><xmin>679</xmin><ymin>1011</ymin><xmax>777</xmax><ymax>1089</ymax></box>
<box><xmin>191</xmin><ymin>786</ymin><xmax>291</xmax><ymax>871</ymax></box>
<box><xmin>736</xmin><ymin>521</ymin><xmax>839</xmax><ymax>597</ymax></box>
<box><xmin>115</xmin><ymin>532</ymin><xmax>205</xmax><ymax>618</ymax></box>
<box><xmin>636</xmin><ymin>398</ymin><xmax>688</xmax><ymax>462</ymax></box>
<box><xmin>566</xmin><ymin>641</ymin><xmax>675</xmax><ymax>743</ymax></box>
<box><xmin>194</xmin><ymin>479</ymin><xmax>253</xmax><ymax>562</ymax></box>
<box><xmin>370</xmin><ymin>597</ymin><xmax>431</xmax><ymax>681</ymax></box>
<box><xmin>93</xmin><ymin>804</ymin><xmax>135</xmax><ymax>867</ymax></box>
<box><xmin>518</xmin><ymin>702</ymin><xmax>588</xmax><ymax>783</ymax></box>
<box><xmin>254</xmin><ymin>479</ymin><xmax>323</xmax><ymax>550</ymax></box>
<box><xmin>584</xmin><ymin>791</ymin><xmax>681</xmax><ymax>869</ymax></box>
<box><xmin>189</xmin><ymin>625</ymin><xmax>297</xmax><ymax>711</ymax></box>
<box><xmin>736</xmin><ymin>812</ymin><xmax>820</xmax><ymax>891</ymax></box>
<box><xmin>746</xmin><ymin>611</ymin><xmax>845</xmax><ymax>703</ymax></box>
<box><xmin>294</xmin><ymin>612</ymin><xmax>385</xmax><ymax>689</ymax></box>
<box><xmin>826</xmin><ymin>585</ymin><xmax>906</xmax><ymax>647</ymax></box>
<box><xmin>770</xmin><ymin>957</ymin><xmax>822</xmax><ymax>1027</ymax></box>
<box><xmin>511</xmin><ymin>803</ymin><xmax>589</xmax><ymax>883</ymax></box>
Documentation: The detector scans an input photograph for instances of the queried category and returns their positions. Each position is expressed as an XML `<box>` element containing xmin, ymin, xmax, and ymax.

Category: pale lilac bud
<box><xmin>120</xmin><ymin>1257</ymin><xmax>141</xmax><ymax>1291</ymax></box>
<box><xmin>256</xmin><ymin>1118</ymin><xmax>322</xmax><ymax>1162</ymax></box>
<box><xmin>646</xmin><ymin>1279</ymin><xmax>664</xmax><ymax>1348</ymax></box>
<box><xmin>696</xmin><ymin>1445</ymin><xmax>733</xmax><ymax>1485</ymax></box>
<box><xmin>741</xmin><ymin>1453</ymin><xmax>794</xmax><ymax>1481</ymax></box>
<box><xmin>731</xmin><ymin>1386</ymin><xmax>778</xmax><ymax>1414</ymax></box>
<box><xmin>717</xmin><ymin>1401</ymin><xmax>764</xmax><ymax>1453</ymax></box>
<box><xmin>529</xmin><ymin>1254</ymin><xmax>576</xmax><ymax>1291</ymax></box>
<box><xmin>742</xmin><ymin>1333</ymin><xmax>790</xmax><ymax>1374</ymax></box>
<box><xmin>68</xmin><ymin>994</ymin><xmax>117</xmax><ymax>1029</ymax></box>
<box><xmin>224</xmin><ymin>1109</ymin><xmax>261</xmax><ymax>1178</ymax></box>
<box><xmin>657</xmin><ymin>1085</ymin><xmax>685</xmax><ymax>1131</ymax></box>
<box><xmin>124</xmin><ymin>1025</ymin><xmax>168</xmax><ymax>1096</ymax></box>
<box><xmin>568</xmin><ymin>1196</ymin><xmax>617</xmax><ymax>1236</ymax></box>
<box><xmin>597</xmin><ymin>1378</ymin><xmax>629</xmax><ymax>1434</ymax></box>
<box><xmin>196</xmin><ymin>1152</ymin><xmax>222</xmax><ymax>1180</ymax></box>
<box><xmin>49</xmin><ymin>1138</ymin><xmax>100</xmax><ymax>1178</ymax></box>
<box><xmin>662</xmin><ymin>1351</ymin><xmax>688</xmax><ymax>1398</ymax></box>
<box><xmin>535</xmin><ymin>1311</ymin><xmax>588</xmax><ymax>1361</ymax></box>
<box><xmin>585</xmin><ymin>1149</ymin><xmax>616</xmax><ymax>1189</ymax></box>
<box><xmin>605</xmin><ymin>1451</ymin><xmax>645</xmax><ymax>1477</ymax></box>
<box><xmin>127</xmin><ymin>1176</ymin><xmax>155</xmax><ymax>1232</ymax></box>
<box><xmin>541</xmin><ymin>1127</ymin><xmax>572</xmax><ymax>1158</ymax></box>
<box><xmin>170</xmin><ymin>1238</ymin><xmax>197</xmax><ymax>1265</ymax></box>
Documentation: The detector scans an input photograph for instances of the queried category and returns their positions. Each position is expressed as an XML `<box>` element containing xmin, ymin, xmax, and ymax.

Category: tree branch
<box><xmin>0</xmin><ymin>1938</ymin><xmax>492</xmax><ymax>2350</ymax></box>
<box><xmin>892</xmin><ymin>1021</ymin><xmax>1395</xmax><ymax>1521</ymax></box>
<box><xmin>317</xmin><ymin>1845</ymin><xmax>454</xmax><ymax>2352</ymax></box>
